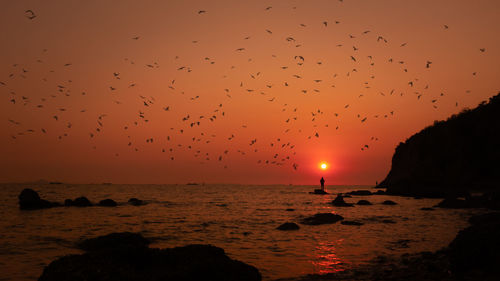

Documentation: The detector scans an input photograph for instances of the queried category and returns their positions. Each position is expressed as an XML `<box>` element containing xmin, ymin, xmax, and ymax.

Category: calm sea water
<box><xmin>0</xmin><ymin>183</ymin><xmax>479</xmax><ymax>280</ymax></box>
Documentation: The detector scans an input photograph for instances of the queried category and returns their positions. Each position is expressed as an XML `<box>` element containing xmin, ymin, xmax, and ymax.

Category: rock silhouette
<box><xmin>382</xmin><ymin>200</ymin><xmax>397</xmax><ymax>205</ymax></box>
<box><xmin>357</xmin><ymin>200</ymin><xmax>372</xmax><ymax>205</ymax></box>
<box><xmin>332</xmin><ymin>194</ymin><xmax>354</xmax><ymax>207</ymax></box>
<box><xmin>18</xmin><ymin>188</ymin><xmax>58</xmax><ymax>210</ymax></box>
<box><xmin>98</xmin><ymin>199</ymin><xmax>117</xmax><ymax>207</ymax></box>
<box><xmin>341</xmin><ymin>220</ymin><xmax>364</xmax><ymax>226</ymax></box>
<box><xmin>128</xmin><ymin>198</ymin><xmax>145</xmax><ymax>206</ymax></box>
<box><xmin>277</xmin><ymin>222</ymin><xmax>300</xmax><ymax>230</ymax></box>
<box><xmin>39</xmin><ymin>232</ymin><xmax>261</xmax><ymax>281</ymax></box>
<box><xmin>378</xmin><ymin>93</ymin><xmax>500</xmax><ymax>198</ymax></box>
<box><xmin>300</xmin><ymin>213</ymin><xmax>344</xmax><ymax>225</ymax></box>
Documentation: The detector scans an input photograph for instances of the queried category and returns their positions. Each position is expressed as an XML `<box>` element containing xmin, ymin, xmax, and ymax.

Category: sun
<box><xmin>320</xmin><ymin>163</ymin><xmax>327</xmax><ymax>170</ymax></box>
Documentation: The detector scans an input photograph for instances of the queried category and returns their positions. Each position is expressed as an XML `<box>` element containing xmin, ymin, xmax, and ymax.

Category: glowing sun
<box><xmin>320</xmin><ymin>163</ymin><xmax>328</xmax><ymax>170</ymax></box>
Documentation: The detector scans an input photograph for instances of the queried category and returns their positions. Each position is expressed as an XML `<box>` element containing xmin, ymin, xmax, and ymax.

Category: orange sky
<box><xmin>1</xmin><ymin>0</ymin><xmax>499</xmax><ymax>185</ymax></box>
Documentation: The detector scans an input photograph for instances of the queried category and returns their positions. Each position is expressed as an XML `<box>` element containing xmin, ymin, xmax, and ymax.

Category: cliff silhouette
<box><xmin>378</xmin><ymin>92</ymin><xmax>500</xmax><ymax>197</ymax></box>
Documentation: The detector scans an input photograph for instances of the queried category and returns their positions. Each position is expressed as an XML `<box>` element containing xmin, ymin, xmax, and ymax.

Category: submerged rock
<box><xmin>436</xmin><ymin>197</ymin><xmax>469</xmax><ymax>209</ymax></box>
<box><xmin>78</xmin><ymin>232</ymin><xmax>150</xmax><ymax>251</ymax></box>
<box><xmin>341</xmin><ymin>220</ymin><xmax>364</xmax><ymax>226</ymax></box>
<box><xmin>128</xmin><ymin>198</ymin><xmax>145</xmax><ymax>206</ymax></box>
<box><xmin>310</xmin><ymin>189</ymin><xmax>328</xmax><ymax>195</ymax></box>
<box><xmin>39</xmin><ymin>232</ymin><xmax>261</xmax><ymax>281</ymax></box>
<box><xmin>347</xmin><ymin>190</ymin><xmax>372</xmax><ymax>196</ymax></box>
<box><xmin>300</xmin><ymin>213</ymin><xmax>344</xmax><ymax>225</ymax></box>
<box><xmin>332</xmin><ymin>195</ymin><xmax>354</xmax><ymax>207</ymax></box>
<box><xmin>382</xmin><ymin>200</ymin><xmax>397</xmax><ymax>205</ymax></box>
<box><xmin>277</xmin><ymin>222</ymin><xmax>300</xmax><ymax>231</ymax></box>
<box><xmin>18</xmin><ymin>188</ymin><xmax>57</xmax><ymax>210</ymax></box>
<box><xmin>357</xmin><ymin>200</ymin><xmax>372</xmax><ymax>205</ymax></box>
<box><xmin>72</xmin><ymin>197</ymin><xmax>92</xmax><ymax>207</ymax></box>
<box><xmin>98</xmin><ymin>199</ymin><xmax>117</xmax><ymax>207</ymax></box>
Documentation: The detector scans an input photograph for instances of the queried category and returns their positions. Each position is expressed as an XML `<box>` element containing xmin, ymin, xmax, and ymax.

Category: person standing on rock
<box><xmin>320</xmin><ymin>177</ymin><xmax>325</xmax><ymax>191</ymax></box>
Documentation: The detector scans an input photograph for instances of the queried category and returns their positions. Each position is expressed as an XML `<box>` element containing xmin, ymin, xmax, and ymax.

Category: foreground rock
<box><xmin>18</xmin><ymin>188</ymin><xmax>59</xmax><ymax>210</ymax></box>
<box><xmin>378</xmin><ymin>93</ymin><xmax>500</xmax><ymax>198</ymax></box>
<box><xmin>39</xmin><ymin>232</ymin><xmax>261</xmax><ymax>281</ymax></box>
<box><xmin>300</xmin><ymin>213</ymin><xmax>344</xmax><ymax>225</ymax></box>
<box><xmin>332</xmin><ymin>195</ymin><xmax>354</xmax><ymax>207</ymax></box>
<box><xmin>277</xmin><ymin>222</ymin><xmax>300</xmax><ymax>231</ymax></box>
<box><xmin>448</xmin><ymin>212</ymin><xmax>500</xmax><ymax>278</ymax></box>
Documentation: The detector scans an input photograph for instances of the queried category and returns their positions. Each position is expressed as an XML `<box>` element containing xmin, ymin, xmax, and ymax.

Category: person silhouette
<box><xmin>320</xmin><ymin>177</ymin><xmax>325</xmax><ymax>190</ymax></box>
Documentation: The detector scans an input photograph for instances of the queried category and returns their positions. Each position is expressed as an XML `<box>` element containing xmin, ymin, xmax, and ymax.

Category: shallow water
<box><xmin>0</xmin><ymin>183</ymin><xmax>479</xmax><ymax>280</ymax></box>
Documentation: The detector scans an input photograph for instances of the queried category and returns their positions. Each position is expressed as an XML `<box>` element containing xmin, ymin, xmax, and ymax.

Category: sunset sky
<box><xmin>1</xmin><ymin>0</ymin><xmax>499</xmax><ymax>185</ymax></box>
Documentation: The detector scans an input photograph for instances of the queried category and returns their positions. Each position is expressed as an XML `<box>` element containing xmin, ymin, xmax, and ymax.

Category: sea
<box><xmin>0</xmin><ymin>183</ymin><xmax>480</xmax><ymax>281</ymax></box>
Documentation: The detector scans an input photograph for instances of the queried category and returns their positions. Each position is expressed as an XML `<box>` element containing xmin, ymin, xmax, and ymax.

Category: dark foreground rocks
<box><xmin>277</xmin><ymin>222</ymin><xmax>300</xmax><ymax>230</ymax></box>
<box><xmin>300</xmin><ymin>213</ymin><xmax>344</xmax><ymax>225</ymax></box>
<box><xmin>278</xmin><ymin>212</ymin><xmax>500</xmax><ymax>281</ymax></box>
<box><xmin>39</xmin><ymin>232</ymin><xmax>261</xmax><ymax>281</ymax></box>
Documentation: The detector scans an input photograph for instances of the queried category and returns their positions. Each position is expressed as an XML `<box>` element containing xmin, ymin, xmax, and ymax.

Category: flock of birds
<box><xmin>2</xmin><ymin>4</ymin><xmax>490</xmax><ymax>172</ymax></box>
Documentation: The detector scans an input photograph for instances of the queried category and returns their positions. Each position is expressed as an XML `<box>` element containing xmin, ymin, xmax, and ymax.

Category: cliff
<box><xmin>378</xmin><ymin>93</ymin><xmax>500</xmax><ymax>197</ymax></box>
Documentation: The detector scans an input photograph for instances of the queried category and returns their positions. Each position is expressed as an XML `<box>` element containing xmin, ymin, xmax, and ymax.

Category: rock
<box><xmin>468</xmin><ymin>212</ymin><xmax>500</xmax><ymax>225</ymax></box>
<box><xmin>382</xmin><ymin>200</ymin><xmax>397</xmax><ymax>205</ymax></box>
<box><xmin>300</xmin><ymin>213</ymin><xmax>344</xmax><ymax>225</ymax></box>
<box><xmin>373</xmin><ymin>190</ymin><xmax>386</xmax><ymax>195</ymax></box>
<box><xmin>72</xmin><ymin>197</ymin><xmax>92</xmax><ymax>207</ymax></box>
<box><xmin>382</xmin><ymin>219</ymin><xmax>396</xmax><ymax>224</ymax></box>
<box><xmin>448</xmin><ymin>212</ymin><xmax>500</xmax><ymax>277</ymax></box>
<box><xmin>436</xmin><ymin>197</ymin><xmax>469</xmax><ymax>208</ymax></box>
<box><xmin>332</xmin><ymin>195</ymin><xmax>354</xmax><ymax>207</ymax></box>
<box><xmin>18</xmin><ymin>188</ymin><xmax>56</xmax><ymax>210</ymax></box>
<box><xmin>128</xmin><ymin>198</ymin><xmax>145</xmax><ymax>206</ymax></box>
<box><xmin>347</xmin><ymin>190</ymin><xmax>372</xmax><ymax>196</ymax></box>
<box><xmin>39</xmin><ymin>232</ymin><xmax>262</xmax><ymax>281</ymax></box>
<box><xmin>64</xmin><ymin>199</ymin><xmax>73</xmax><ymax>206</ymax></box>
<box><xmin>78</xmin><ymin>232</ymin><xmax>150</xmax><ymax>252</ymax></box>
<box><xmin>357</xmin><ymin>200</ymin><xmax>372</xmax><ymax>205</ymax></box>
<box><xmin>285</xmin><ymin>208</ymin><xmax>295</xmax><ymax>211</ymax></box>
<box><xmin>341</xmin><ymin>220</ymin><xmax>364</xmax><ymax>226</ymax></box>
<box><xmin>98</xmin><ymin>199</ymin><xmax>117</xmax><ymax>207</ymax></box>
<box><xmin>277</xmin><ymin>222</ymin><xmax>300</xmax><ymax>230</ymax></box>
<box><xmin>420</xmin><ymin>207</ymin><xmax>435</xmax><ymax>211</ymax></box>
<box><xmin>310</xmin><ymin>189</ymin><xmax>328</xmax><ymax>195</ymax></box>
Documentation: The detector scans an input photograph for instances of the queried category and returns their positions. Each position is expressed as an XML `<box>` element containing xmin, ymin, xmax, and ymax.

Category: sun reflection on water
<box><xmin>312</xmin><ymin>240</ymin><xmax>348</xmax><ymax>275</ymax></box>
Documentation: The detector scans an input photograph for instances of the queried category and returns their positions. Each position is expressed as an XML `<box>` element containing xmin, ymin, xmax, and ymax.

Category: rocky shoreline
<box><xmin>273</xmin><ymin>212</ymin><xmax>500</xmax><ymax>281</ymax></box>
<box><xmin>39</xmin><ymin>232</ymin><xmax>261</xmax><ymax>281</ymax></box>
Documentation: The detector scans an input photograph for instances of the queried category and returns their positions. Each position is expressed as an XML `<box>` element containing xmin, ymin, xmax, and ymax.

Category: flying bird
<box><xmin>24</xmin><ymin>10</ymin><xmax>36</xmax><ymax>20</ymax></box>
